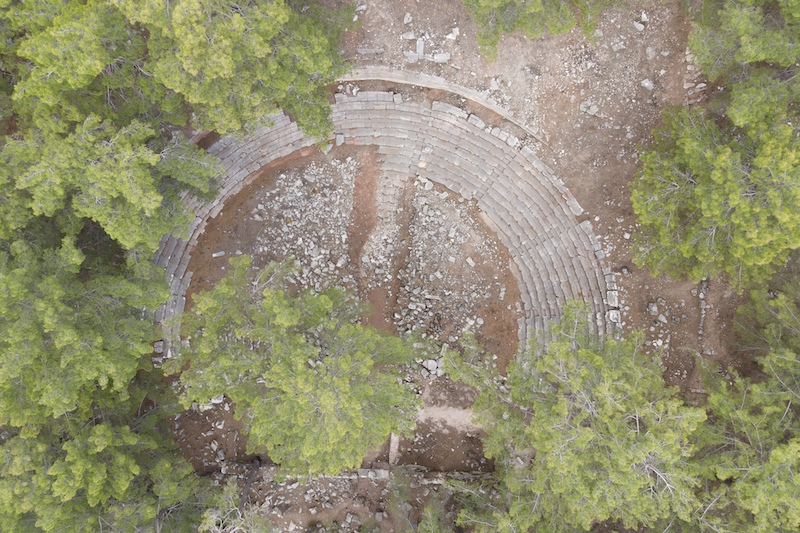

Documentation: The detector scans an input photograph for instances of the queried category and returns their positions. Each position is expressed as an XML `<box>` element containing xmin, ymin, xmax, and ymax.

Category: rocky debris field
<box><xmin>392</xmin><ymin>177</ymin><xmax>513</xmax><ymax>348</ymax></box>
<box><xmin>251</xmin><ymin>158</ymin><xmax>358</xmax><ymax>292</ymax></box>
<box><xmin>196</xmin><ymin>146</ymin><xmax>521</xmax><ymax>366</ymax></box>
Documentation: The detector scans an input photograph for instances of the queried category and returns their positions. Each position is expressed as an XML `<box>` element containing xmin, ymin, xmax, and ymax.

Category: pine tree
<box><xmin>634</xmin><ymin>0</ymin><xmax>800</xmax><ymax>290</ymax></box>
<box><xmin>0</xmin><ymin>366</ymin><xmax>213</xmax><ymax>532</ymax></box>
<box><xmin>459</xmin><ymin>0</ymin><xmax>612</xmax><ymax>59</ymax></box>
<box><xmin>446</xmin><ymin>303</ymin><xmax>706</xmax><ymax>532</ymax></box>
<box><xmin>168</xmin><ymin>256</ymin><xmax>420</xmax><ymax>476</ymax></box>
<box><xmin>691</xmin><ymin>356</ymin><xmax>799</xmax><ymax>532</ymax></box>
<box><xmin>655</xmin><ymin>270</ymin><xmax>800</xmax><ymax>533</ymax></box>
<box><xmin>0</xmin><ymin>0</ymin><xmax>352</xmax><ymax>526</ymax></box>
<box><xmin>632</xmin><ymin>107</ymin><xmax>800</xmax><ymax>289</ymax></box>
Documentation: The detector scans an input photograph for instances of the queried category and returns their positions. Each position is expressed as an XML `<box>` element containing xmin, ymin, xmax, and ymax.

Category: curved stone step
<box><xmin>155</xmin><ymin>83</ymin><xmax>612</xmax><ymax>357</ymax></box>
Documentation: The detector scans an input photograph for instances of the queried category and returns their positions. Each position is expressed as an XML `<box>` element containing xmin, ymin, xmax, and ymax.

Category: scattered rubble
<box><xmin>252</xmin><ymin>159</ymin><xmax>357</xmax><ymax>292</ymax></box>
<box><xmin>393</xmin><ymin>179</ymin><xmax>507</xmax><ymax>348</ymax></box>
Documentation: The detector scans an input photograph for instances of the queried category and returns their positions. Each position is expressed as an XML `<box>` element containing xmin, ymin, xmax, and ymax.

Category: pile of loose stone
<box><xmin>252</xmin><ymin>159</ymin><xmax>357</xmax><ymax>292</ymax></box>
<box><xmin>394</xmin><ymin>177</ymin><xmax>508</xmax><ymax>347</ymax></box>
<box><xmin>615</xmin><ymin>265</ymin><xmax>689</xmax><ymax>356</ymax></box>
<box><xmin>418</xmin><ymin>355</ymin><xmax>445</xmax><ymax>379</ymax></box>
<box><xmin>683</xmin><ymin>48</ymin><xmax>708</xmax><ymax>106</ymax></box>
<box><xmin>644</xmin><ymin>295</ymin><xmax>686</xmax><ymax>352</ymax></box>
<box><xmin>250</xmin><ymin>467</ymin><xmax>446</xmax><ymax>532</ymax></box>
<box><xmin>244</xmin><ymin>156</ymin><xmax>510</xmax><ymax>380</ymax></box>
<box><xmin>399</xmin><ymin>12</ymin><xmax>454</xmax><ymax>64</ymax></box>
<box><xmin>258</xmin><ymin>474</ymin><xmax>380</xmax><ymax>531</ymax></box>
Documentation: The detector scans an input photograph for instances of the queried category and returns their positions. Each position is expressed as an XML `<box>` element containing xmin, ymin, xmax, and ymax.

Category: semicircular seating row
<box><xmin>154</xmin><ymin>90</ymin><xmax>617</xmax><ymax>357</ymax></box>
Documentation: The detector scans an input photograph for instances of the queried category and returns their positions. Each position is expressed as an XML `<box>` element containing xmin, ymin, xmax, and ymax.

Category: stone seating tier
<box><xmin>155</xmin><ymin>88</ymin><xmax>615</xmax><ymax>355</ymax></box>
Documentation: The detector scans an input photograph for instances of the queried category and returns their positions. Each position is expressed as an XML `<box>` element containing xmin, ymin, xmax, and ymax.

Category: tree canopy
<box><xmin>167</xmin><ymin>256</ymin><xmax>420</xmax><ymax>476</ymax></box>
<box><xmin>445</xmin><ymin>304</ymin><xmax>706</xmax><ymax>532</ymax></box>
<box><xmin>0</xmin><ymin>0</ymin><xmax>350</xmax><ymax>529</ymax></box>
<box><xmin>438</xmin><ymin>297</ymin><xmax>800</xmax><ymax>532</ymax></box>
<box><xmin>1</xmin><ymin>0</ymin><xmax>347</xmax><ymax>138</ymax></box>
<box><xmin>632</xmin><ymin>0</ymin><xmax>800</xmax><ymax>289</ymax></box>
<box><xmin>687</xmin><ymin>277</ymin><xmax>800</xmax><ymax>532</ymax></box>
<box><xmin>632</xmin><ymin>107</ymin><xmax>800</xmax><ymax>288</ymax></box>
<box><xmin>459</xmin><ymin>0</ymin><xmax>612</xmax><ymax>59</ymax></box>
<box><xmin>0</xmin><ymin>361</ymin><xmax>214</xmax><ymax>532</ymax></box>
<box><xmin>630</xmin><ymin>0</ymin><xmax>800</xmax><ymax>520</ymax></box>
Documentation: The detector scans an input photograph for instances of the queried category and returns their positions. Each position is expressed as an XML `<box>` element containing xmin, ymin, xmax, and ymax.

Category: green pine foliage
<box><xmin>689</xmin><ymin>281</ymin><xmax>800</xmax><ymax>532</ymax></box>
<box><xmin>633</xmin><ymin>0</ymin><xmax>800</xmax><ymax>290</ymax></box>
<box><xmin>0</xmin><ymin>367</ymin><xmax>213</xmax><ymax>532</ymax></box>
<box><xmin>167</xmin><ymin>256</ymin><xmax>420</xmax><ymax>476</ymax></box>
<box><xmin>0</xmin><ymin>227</ymin><xmax>168</xmax><ymax>429</ymax></box>
<box><xmin>0</xmin><ymin>0</ymin><xmax>351</xmax><ymax>529</ymax></box>
<box><xmin>632</xmin><ymin>0</ymin><xmax>800</xmax><ymax>520</ymax></box>
<box><xmin>690</xmin><ymin>367</ymin><xmax>800</xmax><ymax>532</ymax></box>
<box><xmin>460</xmin><ymin>0</ymin><xmax>612</xmax><ymax>59</ymax></box>
<box><xmin>417</xmin><ymin>487</ymin><xmax>456</xmax><ymax>533</ymax></box>
<box><xmin>632</xmin><ymin>107</ymin><xmax>800</xmax><ymax>289</ymax></box>
<box><xmin>111</xmin><ymin>0</ymin><xmax>348</xmax><ymax>137</ymax></box>
<box><xmin>1</xmin><ymin>117</ymin><xmax>220</xmax><ymax>253</ymax></box>
<box><xmin>445</xmin><ymin>303</ymin><xmax>706</xmax><ymax>532</ymax></box>
<box><xmin>3</xmin><ymin>0</ymin><xmax>347</xmax><ymax>137</ymax></box>
<box><xmin>0</xmin><ymin>217</ymin><xmax>212</xmax><ymax>531</ymax></box>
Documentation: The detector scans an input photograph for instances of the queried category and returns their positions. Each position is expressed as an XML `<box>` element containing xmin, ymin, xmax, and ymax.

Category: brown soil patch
<box><xmin>348</xmin><ymin>149</ymin><xmax>380</xmax><ymax>270</ymax></box>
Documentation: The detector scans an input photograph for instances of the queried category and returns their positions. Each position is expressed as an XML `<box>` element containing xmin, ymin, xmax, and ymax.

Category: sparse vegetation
<box><xmin>459</xmin><ymin>0</ymin><xmax>614</xmax><ymax>58</ymax></box>
<box><xmin>388</xmin><ymin>466</ymin><xmax>416</xmax><ymax>532</ymax></box>
<box><xmin>417</xmin><ymin>487</ymin><xmax>456</xmax><ymax>533</ymax></box>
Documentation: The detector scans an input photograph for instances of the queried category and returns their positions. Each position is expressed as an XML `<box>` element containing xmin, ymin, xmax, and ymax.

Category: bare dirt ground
<box><xmin>174</xmin><ymin>0</ymin><xmax>744</xmax><ymax>529</ymax></box>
